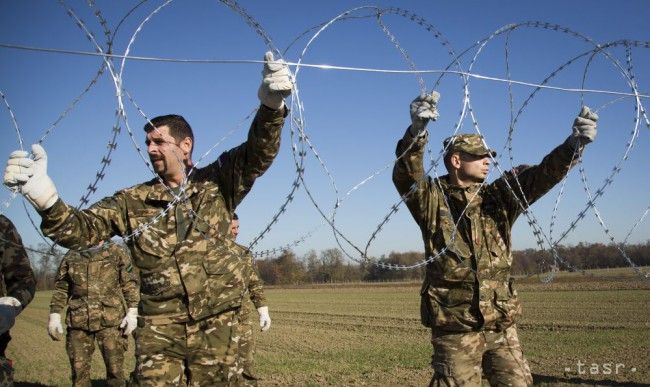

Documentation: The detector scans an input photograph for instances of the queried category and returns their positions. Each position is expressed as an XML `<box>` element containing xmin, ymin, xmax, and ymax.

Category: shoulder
<box><xmin>0</xmin><ymin>215</ymin><xmax>18</xmax><ymax>238</ymax></box>
<box><xmin>118</xmin><ymin>179</ymin><xmax>157</xmax><ymax>199</ymax></box>
<box><xmin>0</xmin><ymin>215</ymin><xmax>12</xmax><ymax>229</ymax></box>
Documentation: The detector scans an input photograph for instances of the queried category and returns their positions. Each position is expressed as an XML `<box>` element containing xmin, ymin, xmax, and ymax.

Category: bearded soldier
<box><xmin>4</xmin><ymin>51</ymin><xmax>292</xmax><ymax>386</ymax></box>
<box><xmin>393</xmin><ymin>92</ymin><xmax>598</xmax><ymax>386</ymax></box>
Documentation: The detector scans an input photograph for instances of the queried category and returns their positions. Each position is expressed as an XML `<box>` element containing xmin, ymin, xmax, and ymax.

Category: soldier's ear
<box><xmin>450</xmin><ymin>152</ymin><xmax>462</xmax><ymax>169</ymax></box>
<box><xmin>179</xmin><ymin>137</ymin><xmax>192</xmax><ymax>157</ymax></box>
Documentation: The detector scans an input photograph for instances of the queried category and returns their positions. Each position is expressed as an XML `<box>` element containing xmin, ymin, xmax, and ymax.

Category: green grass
<box><xmin>8</xmin><ymin>270</ymin><xmax>650</xmax><ymax>386</ymax></box>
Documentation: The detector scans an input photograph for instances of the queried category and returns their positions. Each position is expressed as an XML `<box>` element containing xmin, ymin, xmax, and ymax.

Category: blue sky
<box><xmin>1</xmin><ymin>0</ymin><xmax>648</xmax><ymax>262</ymax></box>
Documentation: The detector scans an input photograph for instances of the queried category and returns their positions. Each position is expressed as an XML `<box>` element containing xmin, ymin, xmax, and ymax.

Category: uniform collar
<box><xmin>146</xmin><ymin>179</ymin><xmax>199</xmax><ymax>203</ymax></box>
<box><xmin>438</xmin><ymin>175</ymin><xmax>482</xmax><ymax>194</ymax></box>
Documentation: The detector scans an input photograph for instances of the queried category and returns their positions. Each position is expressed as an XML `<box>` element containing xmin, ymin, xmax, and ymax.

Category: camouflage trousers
<box><xmin>0</xmin><ymin>357</ymin><xmax>12</xmax><ymax>387</ymax></box>
<box><xmin>66</xmin><ymin>326</ymin><xmax>128</xmax><ymax>387</ymax></box>
<box><xmin>428</xmin><ymin>325</ymin><xmax>533</xmax><ymax>387</ymax></box>
<box><xmin>0</xmin><ymin>332</ymin><xmax>13</xmax><ymax>387</ymax></box>
<box><xmin>130</xmin><ymin>309</ymin><xmax>240</xmax><ymax>386</ymax></box>
<box><xmin>237</xmin><ymin>300</ymin><xmax>258</xmax><ymax>386</ymax></box>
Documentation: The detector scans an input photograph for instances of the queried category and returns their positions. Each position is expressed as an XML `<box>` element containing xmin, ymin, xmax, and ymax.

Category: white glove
<box><xmin>4</xmin><ymin>144</ymin><xmax>59</xmax><ymax>210</ymax></box>
<box><xmin>566</xmin><ymin>106</ymin><xmax>598</xmax><ymax>149</ymax></box>
<box><xmin>47</xmin><ymin>312</ymin><xmax>64</xmax><ymax>341</ymax></box>
<box><xmin>0</xmin><ymin>297</ymin><xmax>21</xmax><ymax>335</ymax></box>
<box><xmin>257</xmin><ymin>51</ymin><xmax>293</xmax><ymax>110</ymax></box>
<box><xmin>120</xmin><ymin>307</ymin><xmax>138</xmax><ymax>336</ymax></box>
<box><xmin>0</xmin><ymin>296</ymin><xmax>21</xmax><ymax>308</ymax></box>
<box><xmin>257</xmin><ymin>306</ymin><xmax>271</xmax><ymax>332</ymax></box>
<box><xmin>409</xmin><ymin>92</ymin><xmax>440</xmax><ymax>137</ymax></box>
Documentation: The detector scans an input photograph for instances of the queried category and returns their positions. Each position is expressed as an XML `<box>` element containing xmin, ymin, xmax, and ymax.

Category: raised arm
<box><xmin>196</xmin><ymin>51</ymin><xmax>293</xmax><ymax>212</ymax></box>
<box><xmin>392</xmin><ymin>93</ymin><xmax>440</xmax><ymax>230</ymax></box>
<box><xmin>4</xmin><ymin>143</ymin><xmax>129</xmax><ymax>250</ymax></box>
<box><xmin>495</xmin><ymin>106</ymin><xmax>599</xmax><ymax>221</ymax></box>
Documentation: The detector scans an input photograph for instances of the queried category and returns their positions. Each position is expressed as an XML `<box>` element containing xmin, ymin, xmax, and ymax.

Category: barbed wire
<box><xmin>1</xmin><ymin>2</ymin><xmax>648</xmax><ymax>280</ymax></box>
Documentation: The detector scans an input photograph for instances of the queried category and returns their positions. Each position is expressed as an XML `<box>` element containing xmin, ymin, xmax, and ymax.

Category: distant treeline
<box><xmin>255</xmin><ymin>241</ymin><xmax>650</xmax><ymax>285</ymax></box>
<box><xmin>27</xmin><ymin>241</ymin><xmax>650</xmax><ymax>289</ymax></box>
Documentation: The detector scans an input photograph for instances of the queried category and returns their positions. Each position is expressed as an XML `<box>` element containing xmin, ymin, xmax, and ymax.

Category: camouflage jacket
<box><xmin>41</xmin><ymin>105</ymin><xmax>286</xmax><ymax>324</ymax></box>
<box><xmin>393</xmin><ymin>128</ymin><xmax>580</xmax><ymax>332</ymax></box>
<box><xmin>245</xmin><ymin>251</ymin><xmax>266</xmax><ymax>309</ymax></box>
<box><xmin>49</xmin><ymin>244</ymin><xmax>139</xmax><ymax>331</ymax></box>
<box><xmin>0</xmin><ymin>215</ymin><xmax>36</xmax><ymax>309</ymax></box>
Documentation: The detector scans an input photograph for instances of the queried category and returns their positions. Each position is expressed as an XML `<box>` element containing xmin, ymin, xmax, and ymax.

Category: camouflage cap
<box><xmin>443</xmin><ymin>134</ymin><xmax>496</xmax><ymax>157</ymax></box>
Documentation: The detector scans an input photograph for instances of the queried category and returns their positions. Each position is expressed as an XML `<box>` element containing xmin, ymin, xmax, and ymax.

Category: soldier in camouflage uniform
<box><xmin>0</xmin><ymin>215</ymin><xmax>36</xmax><ymax>387</ymax></box>
<box><xmin>4</xmin><ymin>51</ymin><xmax>292</xmax><ymax>386</ymax></box>
<box><xmin>393</xmin><ymin>92</ymin><xmax>598</xmax><ymax>386</ymax></box>
<box><xmin>47</xmin><ymin>241</ymin><xmax>139</xmax><ymax>387</ymax></box>
<box><xmin>229</xmin><ymin>214</ymin><xmax>270</xmax><ymax>386</ymax></box>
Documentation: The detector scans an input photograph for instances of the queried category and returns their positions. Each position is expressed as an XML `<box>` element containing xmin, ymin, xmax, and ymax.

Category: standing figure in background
<box><xmin>0</xmin><ymin>215</ymin><xmax>36</xmax><ymax>386</ymax></box>
<box><xmin>48</xmin><ymin>241</ymin><xmax>139</xmax><ymax>387</ymax></box>
<box><xmin>230</xmin><ymin>213</ymin><xmax>270</xmax><ymax>386</ymax></box>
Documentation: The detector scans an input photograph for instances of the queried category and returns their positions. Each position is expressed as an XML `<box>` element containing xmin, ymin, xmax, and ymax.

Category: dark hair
<box><xmin>232</xmin><ymin>213</ymin><xmax>239</xmax><ymax>220</ymax></box>
<box><xmin>443</xmin><ymin>150</ymin><xmax>455</xmax><ymax>172</ymax></box>
<box><xmin>144</xmin><ymin>114</ymin><xmax>194</xmax><ymax>156</ymax></box>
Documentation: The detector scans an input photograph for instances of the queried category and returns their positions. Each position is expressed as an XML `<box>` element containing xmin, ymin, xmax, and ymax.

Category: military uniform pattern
<box><xmin>237</xmin><ymin>252</ymin><xmax>267</xmax><ymax>384</ymax></box>
<box><xmin>0</xmin><ymin>215</ymin><xmax>36</xmax><ymax>312</ymax></box>
<box><xmin>393</xmin><ymin>129</ymin><xmax>580</xmax><ymax>386</ymax></box>
<box><xmin>40</xmin><ymin>105</ymin><xmax>286</xmax><ymax>385</ymax></box>
<box><xmin>50</xmin><ymin>244</ymin><xmax>139</xmax><ymax>330</ymax></box>
<box><xmin>131</xmin><ymin>310</ymin><xmax>239</xmax><ymax>387</ymax></box>
<box><xmin>429</xmin><ymin>325</ymin><xmax>532</xmax><ymax>387</ymax></box>
<box><xmin>0</xmin><ymin>215</ymin><xmax>36</xmax><ymax>386</ymax></box>
<box><xmin>50</xmin><ymin>244</ymin><xmax>138</xmax><ymax>387</ymax></box>
<box><xmin>66</xmin><ymin>327</ymin><xmax>128</xmax><ymax>387</ymax></box>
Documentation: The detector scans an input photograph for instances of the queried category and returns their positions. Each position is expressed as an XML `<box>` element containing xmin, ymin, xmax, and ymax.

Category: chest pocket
<box><xmin>97</xmin><ymin>259</ymin><xmax>119</xmax><ymax>286</ymax></box>
<box><xmin>203</xmin><ymin>239</ymin><xmax>246</xmax><ymax>294</ymax></box>
<box><xmin>128</xmin><ymin>208</ymin><xmax>174</xmax><ymax>270</ymax></box>
<box><xmin>68</xmin><ymin>262</ymin><xmax>87</xmax><ymax>287</ymax></box>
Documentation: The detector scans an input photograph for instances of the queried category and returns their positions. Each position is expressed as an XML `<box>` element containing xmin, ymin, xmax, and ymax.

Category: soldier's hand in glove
<box><xmin>258</xmin><ymin>51</ymin><xmax>293</xmax><ymax>110</ymax></box>
<box><xmin>409</xmin><ymin>92</ymin><xmax>440</xmax><ymax>137</ymax></box>
<box><xmin>120</xmin><ymin>307</ymin><xmax>138</xmax><ymax>336</ymax></box>
<box><xmin>4</xmin><ymin>144</ymin><xmax>59</xmax><ymax>211</ymax></box>
<box><xmin>257</xmin><ymin>306</ymin><xmax>271</xmax><ymax>332</ymax></box>
<box><xmin>0</xmin><ymin>297</ymin><xmax>21</xmax><ymax>335</ymax></box>
<box><xmin>47</xmin><ymin>312</ymin><xmax>63</xmax><ymax>341</ymax></box>
<box><xmin>566</xmin><ymin>106</ymin><xmax>598</xmax><ymax>149</ymax></box>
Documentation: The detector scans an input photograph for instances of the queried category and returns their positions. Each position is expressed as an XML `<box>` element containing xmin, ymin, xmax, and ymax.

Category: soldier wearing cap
<box><xmin>393</xmin><ymin>92</ymin><xmax>598</xmax><ymax>386</ymax></box>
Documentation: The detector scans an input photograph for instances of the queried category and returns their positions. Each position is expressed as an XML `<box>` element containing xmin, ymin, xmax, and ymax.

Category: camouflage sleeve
<box><xmin>194</xmin><ymin>104</ymin><xmax>287</xmax><ymax>213</ymax></box>
<box><xmin>247</xmin><ymin>255</ymin><xmax>267</xmax><ymax>308</ymax></box>
<box><xmin>392</xmin><ymin>127</ymin><xmax>438</xmax><ymax>231</ymax></box>
<box><xmin>0</xmin><ymin>215</ymin><xmax>36</xmax><ymax>308</ymax></box>
<box><xmin>115</xmin><ymin>246</ymin><xmax>139</xmax><ymax>309</ymax></box>
<box><xmin>40</xmin><ymin>192</ymin><xmax>129</xmax><ymax>250</ymax></box>
<box><xmin>49</xmin><ymin>254</ymin><xmax>71</xmax><ymax>314</ymax></box>
<box><xmin>495</xmin><ymin>140</ymin><xmax>580</xmax><ymax>222</ymax></box>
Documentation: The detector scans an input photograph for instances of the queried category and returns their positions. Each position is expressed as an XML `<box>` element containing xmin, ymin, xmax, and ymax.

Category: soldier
<box><xmin>47</xmin><ymin>241</ymin><xmax>139</xmax><ymax>387</ymax></box>
<box><xmin>229</xmin><ymin>213</ymin><xmax>270</xmax><ymax>386</ymax></box>
<box><xmin>0</xmin><ymin>215</ymin><xmax>36</xmax><ymax>387</ymax></box>
<box><xmin>393</xmin><ymin>92</ymin><xmax>598</xmax><ymax>386</ymax></box>
<box><xmin>3</xmin><ymin>51</ymin><xmax>292</xmax><ymax>386</ymax></box>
